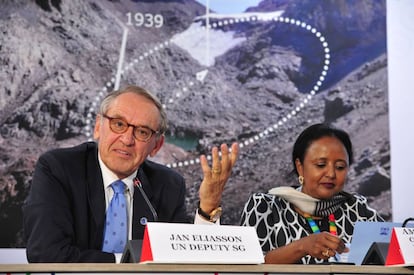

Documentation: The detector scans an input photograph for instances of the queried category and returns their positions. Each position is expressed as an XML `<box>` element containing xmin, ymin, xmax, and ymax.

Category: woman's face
<box><xmin>296</xmin><ymin>136</ymin><xmax>349</xmax><ymax>200</ymax></box>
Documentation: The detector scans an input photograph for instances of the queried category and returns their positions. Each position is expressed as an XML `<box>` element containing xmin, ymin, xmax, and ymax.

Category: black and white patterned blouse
<box><xmin>240</xmin><ymin>192</ymin><xmax>383</xmax><ymax>264</ymax></box>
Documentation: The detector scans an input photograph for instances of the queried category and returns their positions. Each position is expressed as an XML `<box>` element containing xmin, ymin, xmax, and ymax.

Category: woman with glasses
<box><xmin>23</xmin><ymin>85</ymin><xmax>238</xmax><ymax>263</ymax></box>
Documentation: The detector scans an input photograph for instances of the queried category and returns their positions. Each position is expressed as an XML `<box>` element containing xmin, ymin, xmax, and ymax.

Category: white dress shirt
<box><xmin>98</xmin><ymin>154</ymin><xmax>218</xmax><ymax>263</ymax></box>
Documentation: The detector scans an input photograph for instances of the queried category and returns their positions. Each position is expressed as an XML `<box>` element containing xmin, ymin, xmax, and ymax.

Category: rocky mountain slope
<box><xmin>0</xmin><ymin>0</ymin><xmax>388</xmax><ymax>247</ymax></box>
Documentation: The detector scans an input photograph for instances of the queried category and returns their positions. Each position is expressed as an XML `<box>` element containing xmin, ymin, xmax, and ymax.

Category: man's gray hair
<box><xmin>99</xmin><ymin>85</ymin><xmax>168</xmax><ymax>134</ymax></box>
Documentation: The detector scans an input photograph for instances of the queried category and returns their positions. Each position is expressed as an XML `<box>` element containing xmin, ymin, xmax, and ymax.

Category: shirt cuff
<box><xmin>194</xmin><ymin>209</ymin><xmax>220</xmax><ymax>224</ymax></box>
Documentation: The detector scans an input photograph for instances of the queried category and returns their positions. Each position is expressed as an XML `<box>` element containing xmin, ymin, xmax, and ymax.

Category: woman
<box><xmin>240</xmin><ymin>123</ymin><xmax>383</xmax><ymax>264</ymax></box>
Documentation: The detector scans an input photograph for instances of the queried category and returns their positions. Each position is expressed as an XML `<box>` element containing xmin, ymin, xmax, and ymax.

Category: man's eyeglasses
<box><xmin>102</xmin><ymin>114</ymin><xmax>160</xmax><ymax>142</ymax></box>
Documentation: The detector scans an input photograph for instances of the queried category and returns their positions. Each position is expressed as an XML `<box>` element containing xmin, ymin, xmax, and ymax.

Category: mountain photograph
<box><xmin>0</xmin><ymin>0</ymin><xmax>388</xmax><ymax>247</ymax></box>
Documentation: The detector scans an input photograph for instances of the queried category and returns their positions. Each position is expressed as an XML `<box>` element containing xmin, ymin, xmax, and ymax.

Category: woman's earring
<box><xmin>298</xmin><ymin>176</ymin><xmax>304</xmax><ymax>185</ymax></box>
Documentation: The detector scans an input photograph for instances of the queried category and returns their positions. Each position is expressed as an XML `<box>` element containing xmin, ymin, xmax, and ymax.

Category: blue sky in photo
<box><xmin>195</xmin><ymin>0</ymin><xmax>262</xmax><ymax>14</ymax></box>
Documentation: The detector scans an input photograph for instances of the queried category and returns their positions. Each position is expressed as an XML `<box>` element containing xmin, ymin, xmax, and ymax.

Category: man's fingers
<box><xmin>229</xmin><ymin>142</ymin><xmax>239</xmax><ymax>167</ymax></box>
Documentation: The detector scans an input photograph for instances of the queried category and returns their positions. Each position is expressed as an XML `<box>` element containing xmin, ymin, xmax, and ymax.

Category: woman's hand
<box><xmin>302</xmin><ymin>232</ymin><xmax>349</xmax><ymax>259</ymax></box>
<box><xmin>265</xmin><ymin>232</ymin><xmax>349</xmax><ymax>264</ymax></box>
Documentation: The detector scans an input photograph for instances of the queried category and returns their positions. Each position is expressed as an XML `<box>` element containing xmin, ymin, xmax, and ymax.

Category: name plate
<box><xmin>140</xmin><ymin>222</ymin><xmax>264</xmax><ymax>264</ymax></box>
<box><xmin>386</xmin><ymin>227</ymin><xmax>414</xmax><ymax>266</ymax></box>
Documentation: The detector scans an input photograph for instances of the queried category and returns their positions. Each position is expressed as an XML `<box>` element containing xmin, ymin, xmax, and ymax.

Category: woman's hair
<box><xmin>292</xmin><ymin>123</ymin><xmax>353</xmax><ymax>176</ymax></box>
<box><xmin>99</xmin><ymin>85</ymin><xmax>168</xmax><ymax>134</ymax></box>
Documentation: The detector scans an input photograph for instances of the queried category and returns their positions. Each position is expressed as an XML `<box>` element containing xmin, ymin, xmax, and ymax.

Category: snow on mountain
<box><xmin>172</xmin><ymin>11</ymin><xmax>284</xmax><ymax>66</ymax></box>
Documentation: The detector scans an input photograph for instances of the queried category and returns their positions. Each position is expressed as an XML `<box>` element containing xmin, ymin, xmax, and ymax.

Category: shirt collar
<box><xmin>98</xmin><ymin>152</ymin><xmax>135</xmax><ymax>194</ymax></box>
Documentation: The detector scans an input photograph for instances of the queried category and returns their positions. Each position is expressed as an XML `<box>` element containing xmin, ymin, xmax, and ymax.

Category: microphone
<box><xmin>133</xmin><ymin>177</ymin><xmax>158</xmax><ymax>222</ymax></box>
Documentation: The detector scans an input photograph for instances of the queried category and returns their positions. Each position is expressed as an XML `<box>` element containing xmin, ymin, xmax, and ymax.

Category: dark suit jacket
<box><xmin>23</xmin><ymin>142</ymin><xmax>189</xmax><ymax>263</ymax></box>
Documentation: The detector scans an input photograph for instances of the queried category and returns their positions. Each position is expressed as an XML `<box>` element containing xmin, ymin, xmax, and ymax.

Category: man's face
<box><xmin>94</xmin><ymin>92</ymin><xmax>164</xmax><ymax>178</ymax></box>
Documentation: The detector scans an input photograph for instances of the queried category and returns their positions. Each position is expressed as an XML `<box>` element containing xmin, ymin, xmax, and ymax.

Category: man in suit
<box><xmin>23</xmin><ymin>85</ymin><xmax>238</xmax><ymax>263</ymax></box>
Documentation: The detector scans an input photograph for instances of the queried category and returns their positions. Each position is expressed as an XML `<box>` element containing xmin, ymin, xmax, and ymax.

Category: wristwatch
<box><xmin>197</xmin><ymin>202</ymin><xmax>222</xmax><ymax>222</ymax></box>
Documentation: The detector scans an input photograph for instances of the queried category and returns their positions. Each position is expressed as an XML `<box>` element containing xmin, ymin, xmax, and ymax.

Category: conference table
<box><xmin>1</xmin><ymin>263</ymin><xmax>414</xmax><ymax>274</ymax></box>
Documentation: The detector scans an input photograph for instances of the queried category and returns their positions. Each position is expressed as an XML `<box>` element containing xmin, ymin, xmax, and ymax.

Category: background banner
<box><xmin>0</xmin><ymin>0</ymin><xmax>390</xmax><ymax>248</ymax></box>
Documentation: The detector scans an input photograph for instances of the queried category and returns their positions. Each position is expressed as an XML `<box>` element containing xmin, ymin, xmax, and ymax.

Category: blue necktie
<box><xmin>102</xmin><ymin>180</ymin><xmax>127</xmax><ymax>253</ymax></box>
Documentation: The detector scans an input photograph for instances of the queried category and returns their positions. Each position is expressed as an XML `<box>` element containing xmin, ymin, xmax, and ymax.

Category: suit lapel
<box><xmin>137</xmin><ymin>166</ymin><xmax>154</xmax><ymax>201</ymax></box>
<box><xmin>132</xmin><ymin>166</ymin><xmax>157</xmax><ymax>239</ymax></box>
<box><xmin>85</xmin><ymin>144</ymin><xmax>106</xmax><ymax>245</ymax></box>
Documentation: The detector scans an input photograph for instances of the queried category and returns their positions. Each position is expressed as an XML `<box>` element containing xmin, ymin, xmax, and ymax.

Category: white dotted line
<box><xmin>83</xmin><ymin>15</ymin><xmax>330</xmax><ymax>169</ymax></box>
<box><xmin>163</xmin><ymin>81</ymin><xmax>195</xmax><ymax>110</ymax></box>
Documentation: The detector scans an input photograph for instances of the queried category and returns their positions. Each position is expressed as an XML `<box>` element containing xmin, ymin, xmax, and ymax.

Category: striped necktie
<box><xmin>102</xmin><ymin>180</ymin><xmax>127</xmax><ymax>253</ymax></box>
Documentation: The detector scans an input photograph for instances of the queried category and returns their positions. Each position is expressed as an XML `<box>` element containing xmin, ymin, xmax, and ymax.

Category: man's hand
<box><xmin>198</xmin><ymin>142</ymin><xmax>239</xmax><ymax>214</ymax></box>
